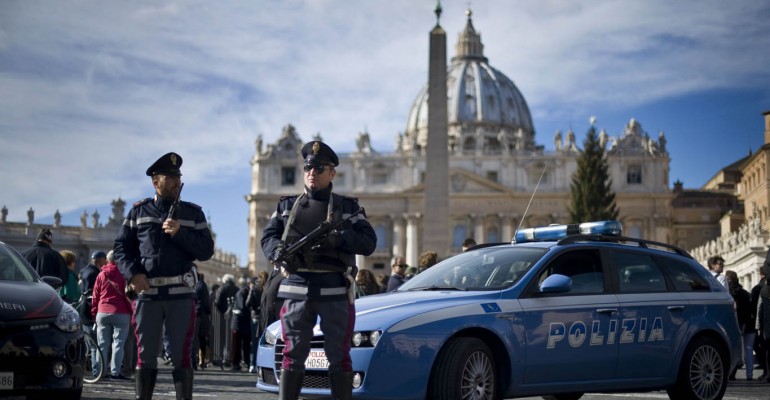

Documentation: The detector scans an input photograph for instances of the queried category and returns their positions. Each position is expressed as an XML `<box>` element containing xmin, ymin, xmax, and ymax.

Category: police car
<box><xmin>255</xmin><ymin>221</ymin><xmax>741</xmax><ymax>400</ymax></box>
<box><xmin>0</xmin><ymin>241</ymin><xmax>85</xmax><ymax>399</ymax></box>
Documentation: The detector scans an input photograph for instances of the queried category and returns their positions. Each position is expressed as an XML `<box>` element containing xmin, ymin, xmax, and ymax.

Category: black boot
<box><xmin>278</xmin><ymin>369</ymin><xmax>304</xmax><ymax>400</ymax></box>
<box><xmin>172</xmin><ymin>368</ymin><xmax>194</xmax><ymax>400</ymax></box>
<box><xmin>329</xmin><ymin>371</ymin><xmax>353</xmax><ymax>400</ymax></box>
<box><xmin>135</xmin><ymin>368</ymin><xmax>158</xmax><ymax>400</ymax></box>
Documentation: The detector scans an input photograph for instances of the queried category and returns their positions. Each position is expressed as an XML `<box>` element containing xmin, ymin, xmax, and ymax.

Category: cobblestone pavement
<box><xmin>74</xmin><ymin>364</ymin><xmax>770</xmax><ymax>400</ymax></box>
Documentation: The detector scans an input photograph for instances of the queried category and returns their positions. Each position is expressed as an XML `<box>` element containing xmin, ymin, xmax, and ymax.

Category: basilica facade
<box><xmin>246</xmin><ymin>12</ymin><xmax>672</xmax><ymax>276</ymax></box>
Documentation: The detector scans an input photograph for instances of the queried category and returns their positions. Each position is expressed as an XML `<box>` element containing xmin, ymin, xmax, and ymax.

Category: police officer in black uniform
<box><xmin>262</xmin><ymin>141</ymin><xmax>376</xmax><ymax>400</ymax></box>
<box><xmin>114</xmin><ymin>152</ymin><xmax>215</xmax><ymax>400</ymax></box>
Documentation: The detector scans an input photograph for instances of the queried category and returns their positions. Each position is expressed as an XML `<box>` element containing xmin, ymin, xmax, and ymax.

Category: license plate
<box><xmin>304</xmin><ymin>350</ymin><xmax>329</xmax><ymax>369</ymax></box>
<box><xmin>0</xmin><ymin>372</ymin><xmax>13</xmax><ymax>390</ymax></box>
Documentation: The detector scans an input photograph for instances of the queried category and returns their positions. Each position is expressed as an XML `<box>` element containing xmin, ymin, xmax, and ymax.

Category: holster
<box><xmin>345</xmin><ymin>266</ymin><xmax>357</xmax><ymax>304</ymax></box>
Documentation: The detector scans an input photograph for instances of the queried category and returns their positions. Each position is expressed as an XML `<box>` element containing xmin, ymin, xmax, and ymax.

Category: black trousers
<box><xmin>231</xmin><ymin>329</ymin><xmax>251</xmax><ymax>367</ymax></box>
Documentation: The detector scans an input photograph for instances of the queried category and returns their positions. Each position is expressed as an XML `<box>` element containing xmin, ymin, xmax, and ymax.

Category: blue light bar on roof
<box><xmin>579</xmin><ymin>220</ymin><xmax>622</xmax><ymax>235</ymax></box>
<box><xmin>513</xmin><ymin>220</ymin><xmax>622</xmax><ymax>243</ymax></box>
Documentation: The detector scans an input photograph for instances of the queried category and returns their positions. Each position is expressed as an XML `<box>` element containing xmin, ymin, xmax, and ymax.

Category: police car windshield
<box><xmin>0</xmin><ymin>243</ymin><xmax>38</xmax><ymax>282</ymax></box>
<box><xmin>398</xmin><ymin>246</ymin><xmax>547</xmax><ymax>291</ymax></box>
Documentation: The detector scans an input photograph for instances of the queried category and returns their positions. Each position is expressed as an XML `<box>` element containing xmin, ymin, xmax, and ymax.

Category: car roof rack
<box><xmin>557</xmin><ymin>234</ymin><xmax>693</xmax><ymax>259</ymax></box>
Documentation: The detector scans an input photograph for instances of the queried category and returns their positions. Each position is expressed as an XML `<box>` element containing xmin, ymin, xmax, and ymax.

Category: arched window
<box><xmin>627</xmin><ymin>165</ymin><xmax>642</xmax><ymax>184</ymax></box>
<box><xmin>485</xmin><ymin>137</ymin><xmax>501</xmax><ymax>154</ymax></box>
<box><xmin>463</xmin><ymin>137</ymin><xmax>476</xmax><ymax>154</ymax></box>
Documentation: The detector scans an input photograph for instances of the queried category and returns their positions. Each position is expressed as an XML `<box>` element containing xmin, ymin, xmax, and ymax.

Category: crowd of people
<box><xmin>21</xmin><ymin>226</ymin><xmax>275</xmax><ymax>379</ymax></box>
<box><xmin>371</xmin><ymin>238</ymin><xmax>475</xmax><ymax>294</ymax></box>
<box><xmin>710</xmin><ymin>254</ymin><xmax>770</xmax><ymax>382</ymax></box>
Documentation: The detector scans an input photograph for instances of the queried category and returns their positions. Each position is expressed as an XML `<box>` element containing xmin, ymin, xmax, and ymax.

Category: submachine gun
<box><xmin>275</xmin><ymin>207</ymin><xmax>364</xmax><ymax>275</ymax></box>
<box><xmin>167</xmin><ymin>182</ymin><xmax>184</xmax><ymax>219</ymax></box>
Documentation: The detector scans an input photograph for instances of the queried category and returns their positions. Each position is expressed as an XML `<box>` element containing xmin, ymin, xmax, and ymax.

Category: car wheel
<box><xmin>429</xmin><ymin>337</ymin><xmax>497</xmax><ymax>400</ymax></box>
<box><xmin>542</xmin><ymin>394</ymin><xmax>584</xmax><ymax>400</ymax></box>
<box><xmin>666</xmin><ymin>336</ymin><xmax>727</xmax><ymax>400</ymax></box>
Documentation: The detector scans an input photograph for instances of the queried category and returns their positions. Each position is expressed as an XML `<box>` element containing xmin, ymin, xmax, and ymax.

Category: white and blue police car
<box><xmin>255</xmin><ymin>221</ymin><xmax>741</xmax><ymax>400</ymax></box>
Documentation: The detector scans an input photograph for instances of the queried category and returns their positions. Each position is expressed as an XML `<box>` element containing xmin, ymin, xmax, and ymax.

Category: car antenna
<box><xmin>513</xmin><ymin>163</ymin><xmax>548</xmax><ymax>240</ymax></box>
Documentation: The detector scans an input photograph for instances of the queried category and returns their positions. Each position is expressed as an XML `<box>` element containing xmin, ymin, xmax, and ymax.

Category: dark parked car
<box><xmin>0</xmin><ymin>241</ymin><xmax>85</xmax><ymax>399</ymax></box>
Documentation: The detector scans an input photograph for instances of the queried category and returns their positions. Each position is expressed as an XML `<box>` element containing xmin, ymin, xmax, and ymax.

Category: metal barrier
<box><xmin>209</xmin><ymin>297</ymin><xmax>232</xmax><ymax>368</ymax></box>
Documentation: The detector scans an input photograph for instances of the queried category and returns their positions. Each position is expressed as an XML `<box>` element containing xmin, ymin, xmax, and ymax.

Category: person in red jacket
<box><xmin>91</xmin><ymin>250</ymin><xmax>133</xmax><ymax>380</ymax></box>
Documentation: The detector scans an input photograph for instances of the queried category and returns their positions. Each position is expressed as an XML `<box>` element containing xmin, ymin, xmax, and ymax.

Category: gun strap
<box><xmin>280</xmin><ymin>192</ymin><xmax>335</xmax><ymax>250</ymax></box>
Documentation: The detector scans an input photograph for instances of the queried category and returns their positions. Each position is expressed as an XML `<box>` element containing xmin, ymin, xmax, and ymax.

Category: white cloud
<box><xmin>1</xmin><ymin>0</ymin><xmax>769</xmax><ymax>252</ymax></box>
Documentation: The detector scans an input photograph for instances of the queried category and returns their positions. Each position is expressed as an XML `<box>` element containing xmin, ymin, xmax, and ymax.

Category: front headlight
<box><xmin>352</xmin><ymin>332</ymin><xmax>364</xmax><ymax>347</ymax></box>
<box><xmin>369</xmin><ymin>330</ymin><xmax>381</xmax><ymax>346</ymax></box>
<box><xmin>351</xmin><ymin>330</ymin><xmax>382</xmax><ymax>348</ymax></box>
<box><xmin>55</xmin><ymin>302</ymin><xmax>81</xmax><ymax>332</ymax></box>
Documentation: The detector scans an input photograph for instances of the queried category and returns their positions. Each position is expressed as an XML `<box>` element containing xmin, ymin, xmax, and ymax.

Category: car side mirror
<box><xmin>539</xmin><ymin>274</ymin><xmax>572</xmax><ymax>293</ymax></box>
<box><xmin>41</xmin><ymin>276</ymin><xmax>63</xmax><ymax>290</ymax></box>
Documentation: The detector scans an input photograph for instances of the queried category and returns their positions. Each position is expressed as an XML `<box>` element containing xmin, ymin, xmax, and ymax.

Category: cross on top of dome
<box><xmin>454</xmin><ymin>6</ymin><xmax>485</xmax><ymax>62</ymax></box>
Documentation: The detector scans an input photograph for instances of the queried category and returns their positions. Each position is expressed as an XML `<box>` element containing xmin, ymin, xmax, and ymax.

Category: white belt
<box><xmin>148</xmin><ymin>275</ymin><xmax>184</xmax><ymax>286</ymax></box>
<box><xmin>142</xmin><ymin>286</ymin><xmax>194</xmax><ymax>295</ymax></box>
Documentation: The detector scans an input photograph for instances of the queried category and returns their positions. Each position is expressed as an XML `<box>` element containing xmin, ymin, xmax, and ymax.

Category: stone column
<box><xmin>501</xmin><ymin>214</ymin><xmax>515</xmax><ymax>242</ymax></box>
<box><xmin>473</xmin><ymin>214</ymin><xmax>485</xmax><ymax>244</ymax></box>
<box><xmin>250</xmin><ymin>213</ymin><xmax>270</xmax><ymax>275</ymax></box>
<box><xmin>391</xmin><ymin>214</ymin><xmax>407</xmax><ymax>259</ymax></box>
<box><xmin>405</xmin><ymin>213</ymin><xmax>421</xmax><ymax>268</ymax></box>
<box><xmin>467</xmin><ymin>214</ymin><xmax>478</xmax><ymax>244</ymax></box>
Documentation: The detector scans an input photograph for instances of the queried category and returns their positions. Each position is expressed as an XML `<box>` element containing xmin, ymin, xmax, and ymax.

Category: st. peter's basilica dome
<box><xmin>403</xmin><ymin>10</ymin><xmax>535</xmax><ymax>155</ymax></box>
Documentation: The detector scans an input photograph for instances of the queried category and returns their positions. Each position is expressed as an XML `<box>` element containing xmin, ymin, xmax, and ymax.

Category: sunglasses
<box><xmin>303</xmin><ymin>164</ymin><xmax>332</xmax><ymax>173</ymax></box>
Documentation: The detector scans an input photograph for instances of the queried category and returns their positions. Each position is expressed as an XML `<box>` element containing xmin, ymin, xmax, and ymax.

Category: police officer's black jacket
<box><xmin>231</xmin><ymin>285</ymin><xmax>252</xmax><ymax>331</ymax></box>
<box><xmin>246</xmin><ymin>284</ymin><xmax>262</xmax><ymax>321</ymax></box>
<box><xmin>258</xmin><ymin>269</ymin><xmax>283</xmax><ymax>334</ymax></box>
<box><xmin>79</xmin><ymin>264</ymin><xmax>100</xmax><ymax>293</ymax></box>
<box><xmin>261</xmin><ymin>185</ymin><xmax>376</xmax><ymax>301</ymax></box>
<box><xmin>114</xmin><ymin>195</ymin><xmax>215</xmax><ymax>284</ymax></box>
<box><xmin>215</xmin><ymin>280</ymin><xmax>239</xmax><ymax>314</ymax></box>
<box><xmin>195</xmin><ymin>279</ymin><xmax>211</xmax><ymax>317</ymax></box>
<box><xmin>21</xmin><ymin>241</ymin><xmax>68</xmax><ymax>283</ymax></box>
<box><xmin>77</xmin><ymin>263</ymin><xmax>100</xmax><ymax>322</ymax></box>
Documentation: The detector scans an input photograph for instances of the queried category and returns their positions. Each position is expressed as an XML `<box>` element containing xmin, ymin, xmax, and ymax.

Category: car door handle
<box><xmin>667</xmin><ymin>305</ymin><xmax>685</xmax><ymax>312</ymax></box>
<box><xmin>596</xmin><ymin>308</ymin><xmax>617</xmax><ymax>314</ymax></box>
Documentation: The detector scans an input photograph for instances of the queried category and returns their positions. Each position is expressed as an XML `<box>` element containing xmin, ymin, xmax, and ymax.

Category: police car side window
<box><xmin>611</xmin><ymin>251</ymin><xmax>667</xmax><ymax>293</ymax></box>
<box><xmin>538</xmin><ymin>249</ymin><xmax>604</xmax><ymax>294</ymax></box>
<box><xmin>657</xmin><ymin>257</ymin><xmax>710</xmax><ymax>292</ymax></box>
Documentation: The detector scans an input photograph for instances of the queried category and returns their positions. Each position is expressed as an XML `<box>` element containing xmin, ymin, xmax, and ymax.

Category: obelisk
<box><xmin>423</xmin><ymin>1</ymin><xmax>449</xmax><ymax>256</ymax></box>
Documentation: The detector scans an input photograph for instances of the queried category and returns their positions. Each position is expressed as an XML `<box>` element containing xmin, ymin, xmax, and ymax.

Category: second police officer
<box><xmin>261</xmin><ymin>141</ymin><xmax>376</xmax><ymax>400</ymax></box>
<box><xmin>114</xmin><ymin>152</ymin><xmax>215</xmax><ymax>400</ymax></box>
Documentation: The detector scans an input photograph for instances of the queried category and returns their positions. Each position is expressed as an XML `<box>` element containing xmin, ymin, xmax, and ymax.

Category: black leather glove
<box><xmin>315</xmin><ymin>229</ymin><xmax>341</xmax><ymax>250</ymax></box>
<box><xmin>274</xmin><ymin>250</ymin><xmax>302</xmax><ymax>274</ymax></box>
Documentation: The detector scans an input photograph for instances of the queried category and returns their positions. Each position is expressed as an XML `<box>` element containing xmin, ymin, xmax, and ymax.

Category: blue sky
<box><xmin>1</xmin><ymin>0</ymin><xmax>769</xmax><ymax>265</ymax></box>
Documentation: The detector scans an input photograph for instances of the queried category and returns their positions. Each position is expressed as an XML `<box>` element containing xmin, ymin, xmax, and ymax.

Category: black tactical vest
<box><xmin>286</xmin><ymin>194</ymin><xmax>353</xmax><ymax>272</ymax></box>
